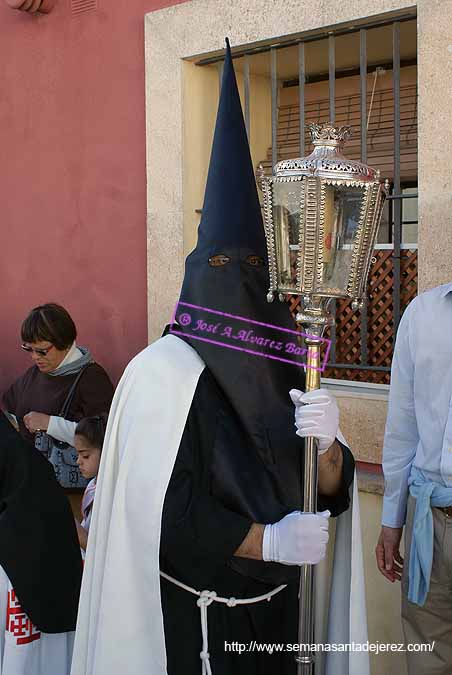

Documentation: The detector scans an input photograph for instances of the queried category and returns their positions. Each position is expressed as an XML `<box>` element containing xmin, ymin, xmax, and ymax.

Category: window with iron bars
<box><xmin>197</xmin><ymin>13</ymin><xmax>417</xmax><ymax>384</ymax></box>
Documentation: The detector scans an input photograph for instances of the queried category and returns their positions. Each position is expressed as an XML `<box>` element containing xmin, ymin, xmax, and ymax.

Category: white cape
<box><xmin>71</xmin><ymin>334</ymin><xmax>369</xmax><ymax>675</ymax></box>
<box><xmin>0</xmin><ymin>566</ymin><xmax>74</xmax><ymax>675</ymax></box>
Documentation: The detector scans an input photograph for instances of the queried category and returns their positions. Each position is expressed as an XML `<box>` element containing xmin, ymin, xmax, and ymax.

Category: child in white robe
<box><xmin>74</xmin><ymin>415</ymin><xmax>107</xmax><ymax>556</ymax></box>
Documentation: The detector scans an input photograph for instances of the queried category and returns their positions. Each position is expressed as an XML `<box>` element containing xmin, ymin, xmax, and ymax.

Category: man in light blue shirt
<box><xmin>376</xmin><ymin>282</ymin><xmax>452</xmax><ymax>675</ymax></box>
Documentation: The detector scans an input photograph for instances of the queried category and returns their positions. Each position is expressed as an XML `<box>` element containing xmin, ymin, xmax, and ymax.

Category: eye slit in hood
<box><xmin>209</xmin><ymin>254</ymin><xmax>231</xmax><ymax>267</ymax></box>
<box><xmin>245</xmin><ymin>255</ymin><xmax>265</xmax><ymax>267</ymax></box>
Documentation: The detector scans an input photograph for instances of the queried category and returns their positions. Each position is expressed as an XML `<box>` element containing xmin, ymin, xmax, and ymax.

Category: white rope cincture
<box><xmin>160</xmin><ymin>571</ymin><xmax>287</xmax><ymax>675</ymax></box>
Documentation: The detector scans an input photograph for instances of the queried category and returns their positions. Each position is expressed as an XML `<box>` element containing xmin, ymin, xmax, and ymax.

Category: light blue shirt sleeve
<box><xmin>381</xmin><ymin>301</ymin><xmax>419</xmax><ymax>527</ymax></box>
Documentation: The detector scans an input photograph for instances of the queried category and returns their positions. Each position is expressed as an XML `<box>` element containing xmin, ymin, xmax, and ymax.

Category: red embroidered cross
<box><xmin>6</xmin><ymin>589</ymin><xmax>41</xmax><ymax>645</ymax></box>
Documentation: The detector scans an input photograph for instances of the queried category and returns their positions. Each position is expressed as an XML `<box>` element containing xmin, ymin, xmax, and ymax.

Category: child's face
<box><xmin>74</xmin><ymin>435</ymin><xmax>101</xmax><ymax>480</ymax></box>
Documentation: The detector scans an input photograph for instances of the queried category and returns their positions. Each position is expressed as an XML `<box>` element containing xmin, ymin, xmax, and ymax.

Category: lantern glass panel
<box><xmin>272</xmin><ymin>180</ymin><xmax>303</xmax><ymax>288</ymax></box>
<box><xmin>320</xmin><ymin>185</ymin><xmax>364</xmax><ymax>293</ymax></box>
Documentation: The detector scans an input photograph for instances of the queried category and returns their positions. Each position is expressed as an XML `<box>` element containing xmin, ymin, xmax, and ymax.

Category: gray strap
<box><xmin>58</xmin><ymin>363</ymin><xmax>93</xmax><ymax>419</ymax></box>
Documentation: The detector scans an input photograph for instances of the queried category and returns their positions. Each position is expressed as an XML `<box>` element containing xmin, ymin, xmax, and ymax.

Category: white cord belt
<box><xmin>160</xmin><ymin>571</ymin><xmax>287</xmax><ymax>675</ymax></box>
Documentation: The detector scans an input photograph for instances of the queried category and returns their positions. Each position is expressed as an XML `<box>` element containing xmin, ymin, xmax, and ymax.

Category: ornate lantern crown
<box><xmin>274</xmin><ymin>123</ymin><xmax>379</xmax><ymax>183</ymax></box>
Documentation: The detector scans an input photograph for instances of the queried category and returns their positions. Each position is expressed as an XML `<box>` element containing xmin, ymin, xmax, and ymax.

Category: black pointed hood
<box><xmin>177</xmin><ymin>39</ymin><xmax>305</xmax><ymax>442</ymax></box>
<box><xmin>195</xmin><ymin>39</ymin><xmax>265</xmax><ymax>251</ymax></box>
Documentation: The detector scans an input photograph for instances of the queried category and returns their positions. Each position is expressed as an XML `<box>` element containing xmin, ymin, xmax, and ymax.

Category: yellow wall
<box><xmin>240</xmin><ymin>71</ymin><xmax>272</xmax><ymax>200</ymax></box>
<box><xmin>182</xmin><ymin>61</ymin><xmax>219</xmax><ymax>259</ymax></box>
<box><xmin>182</xmin><ymin>62</ymin><xmax>272</xmax><ymax>257</ymax></box>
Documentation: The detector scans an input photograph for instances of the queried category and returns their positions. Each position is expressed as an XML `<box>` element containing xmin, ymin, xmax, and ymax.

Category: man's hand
<box><xmin>376</xmin><ymin>526</ymin><xmax>404</xmax><ymax>582</ymax></box>
<box><xmin>289</xmin><ymin>388</ymin><xmax>339</xmax><ymax>454</ymax></box>
<box><xmin>23</xmin><ymin>412</ymin><xmax>50</xmax><ymax>434</ymax></box>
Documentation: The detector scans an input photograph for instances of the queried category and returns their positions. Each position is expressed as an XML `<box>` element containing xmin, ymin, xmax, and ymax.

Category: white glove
<box><xmin>263</xmin><ymin>510</ymin><xmax>330</xmax><ymax>565</ymax></box>
<box><xmin>289</xmin><ymin>388</ymin><xmax>339</xmax><ymax>454</ymax></box>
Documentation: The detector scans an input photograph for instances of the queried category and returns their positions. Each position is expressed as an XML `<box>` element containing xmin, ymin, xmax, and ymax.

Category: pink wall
<box><xmin>0</xmin><ymin>0</ymin><xmax>187</xmax><ymax>390</ymax></box>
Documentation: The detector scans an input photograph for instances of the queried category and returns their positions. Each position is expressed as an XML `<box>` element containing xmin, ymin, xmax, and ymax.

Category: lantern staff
<box><xmin>259</xmin><ymin>122</ymin><xmax>388</xmax><ymax>675</ymax></box>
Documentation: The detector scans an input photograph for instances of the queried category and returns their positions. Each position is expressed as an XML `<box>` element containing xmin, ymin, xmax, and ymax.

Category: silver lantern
<box><xmin>259</xmin><ymin>122</ymin><xmax>387</xmax><ymax>675</ymax></box>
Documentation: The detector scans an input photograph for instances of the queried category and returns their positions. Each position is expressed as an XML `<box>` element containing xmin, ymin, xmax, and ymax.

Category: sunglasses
<box><xmin>21</xmin><ymin>343</ymin><xmax>55</xmax><ymax>357</ymax></box>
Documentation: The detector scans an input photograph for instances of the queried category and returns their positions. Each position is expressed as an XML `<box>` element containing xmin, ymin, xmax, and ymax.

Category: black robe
<box><xmin>0</xmin><ymin>413</ymin><xmax>83</xmax><ymax>632</ymax></box>
<box><xmin>160</xmin><ymin>367</ymin><xmax>354</xmax><ymax>675</ymax></box>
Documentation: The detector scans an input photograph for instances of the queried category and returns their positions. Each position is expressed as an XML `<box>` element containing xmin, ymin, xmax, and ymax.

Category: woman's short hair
<box><xmin>75</xmin><ymin>414</ymin><xmax>108</xmax><ymax>451</ymax></box>
<box><xmin>21</xmin><ymin>303</ymin><xmax>77</xmax><ymax>350</ymax></box>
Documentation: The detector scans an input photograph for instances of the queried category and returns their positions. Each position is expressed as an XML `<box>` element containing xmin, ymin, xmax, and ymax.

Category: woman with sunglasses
<box><xmin>1</xmin><ymin>303</ymin><xmax>114</xmax><ymax>448</ymax></box>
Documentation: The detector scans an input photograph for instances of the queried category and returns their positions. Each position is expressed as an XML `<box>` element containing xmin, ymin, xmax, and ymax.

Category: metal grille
<box><xmin>287</xmin><ymin>248</ymin><xmax>417</xmax><ymax>384</ymax></box>
<box><xmin>71</xmin><ymin>0</ymin><xmax>97</xmax><ymax>14</ymax></box>
<box><xmin>273</xmin><ymin>20</ymin><xmax>417</xmax><ymax>383</ymax></box>
<box><xmin>201</xmin><ymin>14</ymin><xmax>418</xmax><ymax>383</ymax></box>
<box><xmin>327</xmin><ymin>249</ymin><xmax>417</xmax><ymax>382</ymax></box>
<box><xmin>367</xmin><ymin>250</ymin><xmax>395</xmax><ymax>370</ymax></box>
<box><xmin>260</xmin><ymin>85</ymin><xmax>417</xmax><ymax>181</ymax></box>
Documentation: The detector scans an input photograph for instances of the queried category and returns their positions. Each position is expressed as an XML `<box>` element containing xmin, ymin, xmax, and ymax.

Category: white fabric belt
<box><xmin>160</xmin><ymin>571</ymin><xmax>287</xmax><ymax>675</ymax></box>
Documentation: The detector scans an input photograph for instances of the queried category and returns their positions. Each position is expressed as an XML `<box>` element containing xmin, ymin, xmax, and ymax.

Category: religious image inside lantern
<box><xmin>321</xmin><ymin>185</ymin><xmax>363</xmax><ymax>292</ymax></box>
<box><xmin>273</xmin><ymin>182</ymin><xmax>302</xmax><ymax>288</ymax></box>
